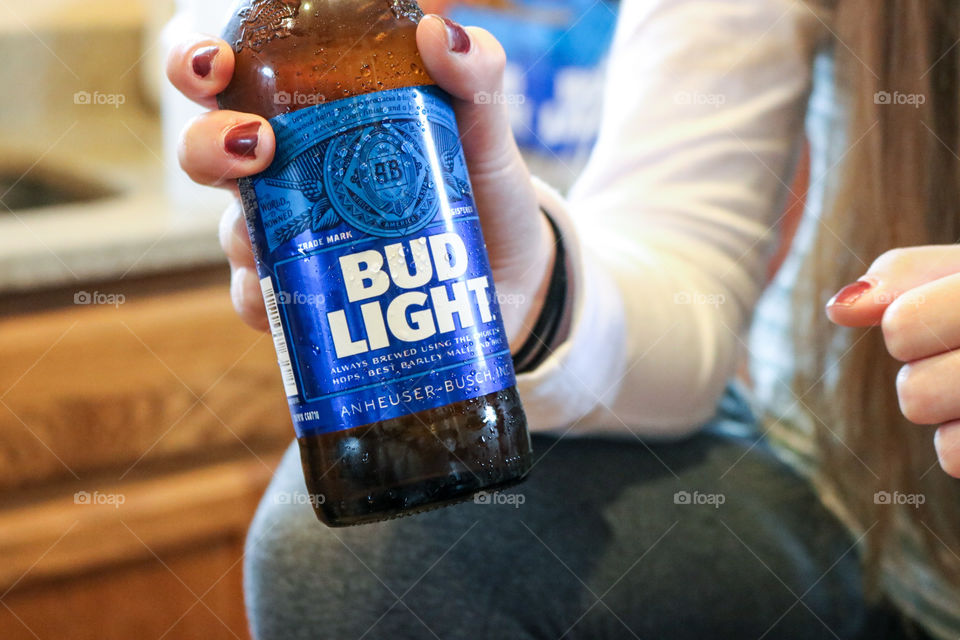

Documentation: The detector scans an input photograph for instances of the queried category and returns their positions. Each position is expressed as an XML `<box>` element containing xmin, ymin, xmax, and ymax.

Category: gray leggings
<box><xmin>243</xmin><ymin>390</ymin><xmax>916</xmax><ymax>639</ymax></box>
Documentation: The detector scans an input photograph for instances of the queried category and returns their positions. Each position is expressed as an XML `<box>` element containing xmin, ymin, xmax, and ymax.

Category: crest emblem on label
<box><xmin>323</xmin><ymin>122</ymin><xmax>439</xmax><ymax>238</ymax></box>
<box><xmin>234</xmin><ymin>0</ymin><xmax>301</xmax><ymax>52</ymax></box>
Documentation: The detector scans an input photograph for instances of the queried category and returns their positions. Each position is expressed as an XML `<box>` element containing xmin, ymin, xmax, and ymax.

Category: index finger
<box><xmin>166</xmin><ymin>34</ymin><xmax>236</xmax><ymax>109</ymax></box>
<box><xmin>826</xmin><ymin>246</ymin><xmax>960</xmax><ymax>328</ymax></box>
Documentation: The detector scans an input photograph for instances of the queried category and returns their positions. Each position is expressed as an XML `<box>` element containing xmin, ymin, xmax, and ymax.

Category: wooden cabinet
<box><xmin>0</xmin><ymin>268</ymin><xmax>293</xmax><ymax>639</ymax></box>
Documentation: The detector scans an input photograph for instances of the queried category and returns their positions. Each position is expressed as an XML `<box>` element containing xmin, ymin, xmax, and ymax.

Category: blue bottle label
<box><xmin>240</xmin><ymin>85</ymin><xmax>516</xmax><ymax>438</ymax></box>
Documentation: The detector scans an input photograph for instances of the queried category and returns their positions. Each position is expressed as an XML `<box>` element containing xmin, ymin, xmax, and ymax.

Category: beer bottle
<box><xmin>218</xmin><ymin>0</ymin><xmax>533</xmax><ymax>526</ymax></box>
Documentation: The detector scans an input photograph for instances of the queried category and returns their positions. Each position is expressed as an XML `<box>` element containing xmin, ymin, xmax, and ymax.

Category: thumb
<box><xmin>414</xmin><ymin>14</ymin><xmax>543</xmax><ymax>281</ymax></box>
<box><xmin>826</xmin><ymin>246</ymin><xmax>960</xmax><ymax>327</ymax></box>
<box><xmin>416</xmin><ymin>15</ymin><xmax>516</xmax><ymax>170</ymax></box>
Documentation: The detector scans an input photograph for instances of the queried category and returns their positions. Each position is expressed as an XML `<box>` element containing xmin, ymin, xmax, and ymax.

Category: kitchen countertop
<box><xmin>0</xmin><ymin>112</ymin><xmax>232</xmax><ymax>296</ymax></box>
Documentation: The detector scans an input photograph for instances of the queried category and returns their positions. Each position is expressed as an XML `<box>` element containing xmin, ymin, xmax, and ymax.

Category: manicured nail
<box><xmin>225</xmin><ymin>122</ymin><xmax>261</xmax><ymax>159</ymax></box>
<box><xmin>442</xmin><ymin>17</ymin><xmax>471</xmax><ymax>54</ymax></box>
<box><xmin>828</xmin><ymin>279</ymin><xmax>874</xmax><ymax>307</ymax></box>
<box><xmin>192</xmin><ymin>45</ymin><xmax>219</xmax><ymax>78</ymax></box>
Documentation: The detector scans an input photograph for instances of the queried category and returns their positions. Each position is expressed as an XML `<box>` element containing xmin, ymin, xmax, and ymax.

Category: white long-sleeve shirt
<box><xmin>518</xmin><ymin>0</ymin><xmax>818</xmax><ymax>435</ymax></box>
<box><xmin>515</xmin><ymin>1</ymin><xmax>959</xmax><ymax>638</ymax></box>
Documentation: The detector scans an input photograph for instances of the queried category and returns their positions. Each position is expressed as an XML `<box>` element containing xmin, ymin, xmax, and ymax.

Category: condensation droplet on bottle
<box><xmin>389</xmin><ymin>0</ymin><xmax>424</xmax><ymax>23</ymax></box>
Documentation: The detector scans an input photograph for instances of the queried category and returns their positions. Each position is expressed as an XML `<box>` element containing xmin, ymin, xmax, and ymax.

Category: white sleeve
<box><xmin>515</xmin><ymin>0</ymin><xmax>826</xmax><ymax>437</ymax></box>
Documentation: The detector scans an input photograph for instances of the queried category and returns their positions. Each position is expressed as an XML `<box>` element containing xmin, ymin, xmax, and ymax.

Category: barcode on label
<box><xmin>259</xmin><ymin>277</ymin><xmax>299</xmax><ymax>397</ymax></box>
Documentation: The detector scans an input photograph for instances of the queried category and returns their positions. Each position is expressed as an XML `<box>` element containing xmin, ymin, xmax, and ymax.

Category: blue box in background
<box><xmin>449</xmin><ymin>0</ymin><xmax>619</xmax><ymax>158</ymax></box>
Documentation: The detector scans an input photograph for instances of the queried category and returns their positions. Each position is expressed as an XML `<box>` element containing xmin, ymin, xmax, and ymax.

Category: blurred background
<box><xmin>0</xmin><ymin>0</ymin><xmax>616</xmax><ymax>637</ymax></box>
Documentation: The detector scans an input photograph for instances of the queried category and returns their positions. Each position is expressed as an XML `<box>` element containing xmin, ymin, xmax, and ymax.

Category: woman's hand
<box><xmin>165</xmin><ymin>17</ymin><xmax>554</xmax><ymax>347</ymax></box>
<box><xmin>826</xmin><ymin>245</ymin><xmax>960</xmax><ymax>478</ymax></box>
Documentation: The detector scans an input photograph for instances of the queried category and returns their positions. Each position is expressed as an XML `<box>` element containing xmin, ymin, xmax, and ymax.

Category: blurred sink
<box><xmin>0</xmin><ymin>163</ymin><xmax>116</xmax><ymax>213</ymax></box>
<box><xmin>0</xmin><ymin>0</ymin><xmax>233</xmax><ymax>295</ymax></box>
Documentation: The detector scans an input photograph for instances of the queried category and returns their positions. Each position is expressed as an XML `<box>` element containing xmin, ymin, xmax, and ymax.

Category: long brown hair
<box><xmin>794</xmin><ymin>0</ymin><xmax>960</xmax><ymax>592</ymax></box>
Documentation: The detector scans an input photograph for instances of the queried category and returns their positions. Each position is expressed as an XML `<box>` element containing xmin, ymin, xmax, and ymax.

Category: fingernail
<box><xmin>224</xmin><ymin>122</ymin><xmax>261</xmax><ymax>159</ymax></box>
<box><xmin>192</xmin><ymin>45</ymin><xmax>220</xmax><ymax>78</ymax></box>
<box><xmin>828</xmin><ymin>279</ymin><xmax>874</xmax><ymax>307</ymax></box>
<box><xmin>442</xmin><ymin>17</ymin><xmax>471</xmax><ymax>54</ymax></box>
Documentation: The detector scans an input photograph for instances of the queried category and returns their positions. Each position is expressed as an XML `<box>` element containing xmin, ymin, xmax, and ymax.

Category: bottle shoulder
<box><xmin>219</xmin><ymin>0</ymin><xmax>429</xmax><ymax>118</ymax></box>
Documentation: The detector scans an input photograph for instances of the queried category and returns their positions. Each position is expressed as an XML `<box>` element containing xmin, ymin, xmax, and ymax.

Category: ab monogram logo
<box><xmin>324</xmin><ymin>122</ymin><xmax>439</xmax><ymax>238</ymax></box>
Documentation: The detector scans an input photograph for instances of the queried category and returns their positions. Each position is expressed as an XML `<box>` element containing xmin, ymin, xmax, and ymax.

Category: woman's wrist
<box><xmin>510</xmin><ymin>209</ymin><xmax>570</xmax><ymax>373</ymax></box>
<box><xmin>499</xmin><ymin>209</ymin><xmax>553</xmax><ymax>344</ymax></box>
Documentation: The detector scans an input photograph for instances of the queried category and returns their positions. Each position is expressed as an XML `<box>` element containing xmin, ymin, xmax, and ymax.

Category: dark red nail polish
<box><xmin>225</xmin><ymin>122</ymin><xmax>261</xmax><ymax>159</ymax></box>
<box><xmin>829</xmin><ymin>279</ymin><xmax>874</xmax><ymax>307</ymax></box>
<box><xmin>442</xmin><ymin>17</ymin><xmax>471</xmax><ymax>54</ymax></box>
<box><xmin>192</xmin><ymin>45</ymin><xmax>219</xmax><ymax>78</ymax></box>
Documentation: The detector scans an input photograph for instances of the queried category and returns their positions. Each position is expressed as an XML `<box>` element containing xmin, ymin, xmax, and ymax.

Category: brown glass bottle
<box><xmin>219</xmin><ymin>0</ymin><xmax>533</xmax><ymax>526</ymax></box>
